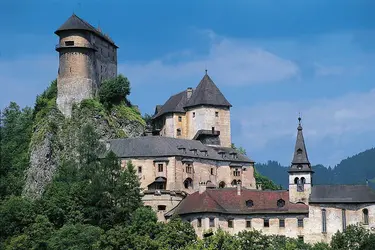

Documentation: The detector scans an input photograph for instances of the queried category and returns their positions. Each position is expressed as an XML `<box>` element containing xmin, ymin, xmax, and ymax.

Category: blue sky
<box><xmin>1</xmin><ymin>0</ymin><xmax>375</xmax><ymax>167</ymax></box>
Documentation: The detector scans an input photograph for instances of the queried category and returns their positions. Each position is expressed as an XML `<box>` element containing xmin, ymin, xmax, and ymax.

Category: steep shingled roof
<box><xmin>289</xmin><ymin>117</ymin><xmax>313</xmax><ymax>173</ymax></box>
<box><xmin>310</xmin><ymin>185</ymin><xmax>375</xmax><ymax>203</ymax></box>
<box><xmin>152</xmin><ymin>90</ymin><xmax>188</xmax><ymax>119</ymax></box>
<box><xmin>172</xmin><ymin>189</ymin><xmax>308</xmax><ymax>215</ymax></box>
<box><xmin>184</xmin><ymin>74</ymin><xmax>232</xmax><ymax>108</ymax></box>
<box><xmin>152</xmin><ymin>73</ymin><xmax>231</xmax><ymax>119</ymax></box>
<box><xmin>107</xmin><ymin>136</ymin><xmax>254</xmax><ymax>163</ymax></box>
<box><xmin>55</xmin><ymin>14</ymin><xmax>118</xmax><ymax>48</ymax></box>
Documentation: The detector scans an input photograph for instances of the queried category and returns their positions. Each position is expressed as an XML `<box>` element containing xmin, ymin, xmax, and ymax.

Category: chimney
<box><xmin>199</xmin><ymin>182</ymin><xmax>206</xmax><ymax>194</ymax></box>
<box><xmin>187</xmin><ymin>87</ymin><xmax>193</xmax><ymax>99</ymax></box>
<box><xmin>237</xmin><ymin>182</ymin><xmax>241</xmax><ymax>195</ymax></box>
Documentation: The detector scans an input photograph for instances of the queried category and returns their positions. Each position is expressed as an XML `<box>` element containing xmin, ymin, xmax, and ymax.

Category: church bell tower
<box><xmin>288</xmin><ymin>117</ymin><xmax>314</xmax><ymax>204</ymax></box>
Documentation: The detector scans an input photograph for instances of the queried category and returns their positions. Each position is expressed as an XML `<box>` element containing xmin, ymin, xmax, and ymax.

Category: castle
<box><xmin>55</xmin><ymin>14</ymin><xmax>118</xmax><ymax>117</ymax></box>
<box><xmin>55</xmin><ymin>15</ymin><xmax>375</xmax><ymax>244</ymax></box>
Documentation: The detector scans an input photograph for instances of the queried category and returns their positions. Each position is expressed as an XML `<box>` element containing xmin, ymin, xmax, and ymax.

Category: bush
<box><xmin>99</xmin><ymin>75</ymin><xmax>131</xmax><ymax>108</ymax></box>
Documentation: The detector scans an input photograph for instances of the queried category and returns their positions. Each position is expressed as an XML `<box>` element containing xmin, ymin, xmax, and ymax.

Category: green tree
<box><xmin>47</xmin><ymin>223</ymin><xmax>103</xmax><ymax>250</ymax></box>
<box><xmin>330</xmin><ymin>224</ymin><xmax>372</xmax><ymax>250</ymax></box>
<box><xmin>0</xmin><ymin>102</ymin><xmax>33</xmax><ymax>198</ymax></box>
<box><xmin>99</xmin><ymin>74</ymin><xmax>131</xmax><ymax>108</ymax></box>
<box><xmin>0</xmin><ymin>196</ymin><xmax>36</xmax><ymax>241</ymax></box>
<box><xmin>156</xmin><ymin>217</ymin><xmax>197</xmax><ymax>249</ymax></box>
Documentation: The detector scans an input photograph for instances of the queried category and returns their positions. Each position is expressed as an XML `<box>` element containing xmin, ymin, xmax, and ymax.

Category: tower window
<box><xmin>184</xmin><ymin>178</ymin><xmax>193</xmax><ymax>189</ymax></box>
<box><xmin>138</xmin><ymin>166</ymin><xmax>142</xmax><ymax>174</ymax></box>
<box><xmin>209</xmin><ymin>218</ymin><xmax>215</xmax><ymax>227</ymax></box>
<box><xmin>246</xmin><ymin>220</ymin><xmax>251</xmax><ymax>228</ymax></box>
<box><xmin>298</xmin><ymin>218</ymin><xmax>304</xmax><ymax>228</ymax></box>
<box><xmin>279</xmin><ymin>219</ymin><xmax>285</xmax><ymax>228</ymax></box>
<box><xmin>233</xmin><ymin>168</ymin><xmax>241</xmax><ymax>176</ymax></box>
<box><xmin>322</xmin><ymin>209</ymin><xmax>327</xmax><ymax>233</ymax></box>
<box><xmin>186</xmin><ymin>164</ymin><xmax>192</xmax><ymax>174</ymax></box>
<box><xmin>264</xmin><ymin>218</ymin><xmax>270</xmax><ymax>227</ymax></box>
<box><xmin>158</xmin><ymin>164</ymin><xmax>163</xmax><ymax>172</ymax></box>
<box><xmin>297</xmin><ymin>148</ymin><xmax>303</xmax><ymax>155</ymax></box>
<box><xmin>193</xmin><ymin>112</ymin><xmax>195</xmax><ymax>118</ymax></box>
<box><xmin>211</xmin><ymin>168</ymin><xmax>214</xmax><ymax>175</ymax></box>
<box><xmin>178</xmin><ymin>116</ymin><xmax>182</xmax><ymax>122</ymax></box>
<box><xmin>342</xmin><ymin>209</ymin><xmax>346</xmax><ymax>231</ymax></box>
<box><xmin>177</xmin><ymin>129</ymin><xmax>181</xmax><ymax>136</ymax></box>
<box><xmin>65</xmin><ymin>41</ymin><xmax>74</xmax><ymax>46</ymax></box>
<box><xmin>363</xmin><ymin>209</ymin><xmax>369</xmax><ymax>225</ymax></box>
<box><xmin>215</xmin><ymin>111</ymin><xmax>219</xmax><ymax>117</ymax></box>
<box><xmin>228</xmin><ymin>219</ymin><xmax>233</xmax><ymax>228</ymax></box>
<box><xmin>197</xmin><ymin>218</ymin><xmax>202</xmax><ymax>227</ymax></box>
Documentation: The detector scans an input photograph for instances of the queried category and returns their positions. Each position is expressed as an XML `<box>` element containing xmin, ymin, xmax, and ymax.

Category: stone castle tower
<box><xmin>288</xmin><ymin>117</ymin><xmax>314</xmax><ymax>204</ymax></box>
<box><xmin>55</xmin><ymin>14</ymin><xmax>118</xmax><ymax>117</ymax></box>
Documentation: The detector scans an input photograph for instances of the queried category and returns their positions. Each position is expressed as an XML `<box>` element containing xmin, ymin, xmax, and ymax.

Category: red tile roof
<box><xmin>172</xmin><ymin>188</ymin><xmax>308</xmax><ymax>216</ymax></box>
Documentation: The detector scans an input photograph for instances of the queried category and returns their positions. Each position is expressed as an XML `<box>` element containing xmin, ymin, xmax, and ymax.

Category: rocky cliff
<box><xmin>23</xmin><ymin>81</ymin><xmax>145</xmax><ymax>199</ymax></box>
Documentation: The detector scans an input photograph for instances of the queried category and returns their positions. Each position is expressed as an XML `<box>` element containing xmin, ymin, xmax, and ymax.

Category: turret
<box><xmin>288</xmin><ymin>117</ymin><xmax>314</xmax><ymax>204</ymax></box>
<box><xmin>55</xmin><ymin>14</ymin><xmax>118</xmax><ymax>117</ymax></box>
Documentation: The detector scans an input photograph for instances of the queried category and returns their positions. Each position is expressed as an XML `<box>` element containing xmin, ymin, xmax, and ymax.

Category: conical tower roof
<box><xmin>184</xmin><ymin>72</ymin><xmax>232</xmax><ymax>108</ymax></box>
<box><xmin>288</xmin><ymin>117</ymin><xmax>313</xmax><ymax>173</ymax></box>
<box><xmin>55</xmin><ymin>14</ymin><xmax>118</xmax><ymax>48</ymax></box>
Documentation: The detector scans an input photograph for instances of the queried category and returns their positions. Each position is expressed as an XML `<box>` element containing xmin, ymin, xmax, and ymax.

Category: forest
<box><xmin>1</xmin><ymin>76</ymin><xmax>375</xmax><ymax>249</ymax></box>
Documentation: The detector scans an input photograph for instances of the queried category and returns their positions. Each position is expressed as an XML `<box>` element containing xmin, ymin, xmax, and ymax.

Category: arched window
<box><xmin>301</xmin><ymin>177</ymin><xmax>306</xmax><ymax>184</ymax></box>
<box><xmin>363</xmin><ymin>209</ymin><xmax>369</xmax><ymax>225</ymax></box>
<box><xmin>184</xmin><ymin>178</ymin><xmax>193</xmax><ymax>189</ymax></box>
<box><xmin>231</xmin><ymin>180</ymin><xmax>238</xmax><ymax>186</ymax></box>
<box><xmin>219</xmin><ymin>181</ymin><xmax>226</xmax><ymax>188</ymax></box>
<box><xmin>277</xmin><ymin>199</ymin><xmax>285</xmax><ymax>208</ymax></box>
<box><xmin>322</xmin><ymin>209</ymin><xmax>327</xmax><ymax>233</ymax></box>
<box><xmin>294</xmin><ymin>177</ymin><xmax>299</xmax><ymax>184</ymax></box>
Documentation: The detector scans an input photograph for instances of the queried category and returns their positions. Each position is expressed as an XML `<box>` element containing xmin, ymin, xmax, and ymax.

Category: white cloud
<box><xmin>119</xmin><ymin>32</ymin><xmax>299</xmax><ymax>86</ymax></box>
<box><xmin>232</xmin><ymin>89</ymin><xmax>375</xmax><ymax>166</ymax></box>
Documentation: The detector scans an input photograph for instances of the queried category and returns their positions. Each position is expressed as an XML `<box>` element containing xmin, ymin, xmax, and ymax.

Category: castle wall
<box><xmin>186</xmin><ymin>106</ymin><xmax>231</xmax><ymax>147</ymax></box>
<box><xmin>182</xmin><ymin>213</ymin><xmax>307</xmax><ymax>239</ymax></box>
<box><xmin>90</xmin><ymin>33</ymin><xmax>117</xmax><ymax>86</ymax></box>
<box><xmin>179</xmin><ymin>203</ymin><xmax>375</xmax><ymax>243</ymax></box>
<box><xmin>304</xmin><ymin>203</ymin><xmax>375</xmax><ymax>244</ymax></box>
<box><xmin>120</xmin><ymin>156</ymin><xmax>256</xmax><ymax>194</ymax></box>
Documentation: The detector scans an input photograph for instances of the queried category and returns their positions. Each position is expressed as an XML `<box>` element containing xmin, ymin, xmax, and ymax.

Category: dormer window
<box><xmin>297</xmin><ymin>148</ymin><xmax>303</xmax><ymax>155</ymax></box>
<box><xmin>277</xmin><ymin>199</ymin><xmax>285</xmax><ymax>208</ymax></box>
<box><xmin>200</xmin><ymin>150</ymin><xmax>208</xmax><ymax>156</ymax></box>
<box><xmin>246</xmin><ymin>200</ymin><xmax>254</xmax><ymax>207</ymax></box>
<box><xmin>297</xmin><ymin>165</ymin><xmax>303</xmax><ymax>170</ymax></box>
<box><xmin>190</xmin><ymin>148</ymin><xmax>198</xmax><ymax>155</ymax></box>
<box><xmin>230</xmin><ymin>152</ymin><xmax>238</xmax><ymax>159</ymax></box>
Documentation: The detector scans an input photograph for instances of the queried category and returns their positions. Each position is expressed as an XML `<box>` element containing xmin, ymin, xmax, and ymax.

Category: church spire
<box><xmin>288</xmin><ymin>116</ymin><xmax>313</xmax><ymax>173</ymax></box>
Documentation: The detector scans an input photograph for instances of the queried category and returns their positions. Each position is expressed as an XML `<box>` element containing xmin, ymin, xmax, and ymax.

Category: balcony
<box><xmin>55</xmin><ymin>42</ymin><xmax>97</xmax><ymax>52</ymax></box>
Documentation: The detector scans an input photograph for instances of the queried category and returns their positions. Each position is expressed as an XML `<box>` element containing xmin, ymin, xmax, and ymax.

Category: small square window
<box><xmin>298</xmin><ymin>236</ymin><xmax>304</xmax><ymax>243</ymax></box>
<box><xmin>209</xmin><ymin>218</ymin><xmax>215</xmax><ymax>227</ymax></box>
<box><xmin>193</xmin><ymin>112</ymin><xmax>195</xmax><ymax>118</ymax></box>
<box><xmin>264</xmin><ymin>218</ymin><xmax>270</xmax><ymax>227</ymax></box>
<box><xmin>158</xmin><ymin>205</ymin><xmax>166</xmax><ymax>211</ymax></box>
<box><xmin>197</xmin><ymin>218</ymin><xmax>202</xmax><ymax>227</ymax></box>
<box><xmin>246</xmin><ymin>220</ymin><xmax>251</xmax><ymax>228</ymax></box>
<box><xmin>279</xmin><ymin>219</ymin><xmax>285</xmax><ymax>228</ymax></box>
<box><xmin>228</xmin><ymin>219</ymin><xmax>233</xmax><ymax>228</ymax></box>
<box><xmin>178</xmin><ymin>116</ymin><xmax>182</xmax><ymax>122</ymax></box>
<box><xmin>215</xmin><ymin>111</ymin><xmax>219</xmax><ymax>117</ymax></box>
<box><xmin>298</xmin><ymin>218</ymin><xmax>304</xmax><ymax>228</ymax></box>
<box><xmin>158</xmin><ymin>164</ymin><xmax>163</xmax><ymax>172</ymax></box>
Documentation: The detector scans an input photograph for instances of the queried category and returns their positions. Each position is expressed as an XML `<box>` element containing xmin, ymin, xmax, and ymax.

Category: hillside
<box><xmin>256</xmin><ymin>148</ymin><xmax>375</xmax><ymax>189</ymax></box>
